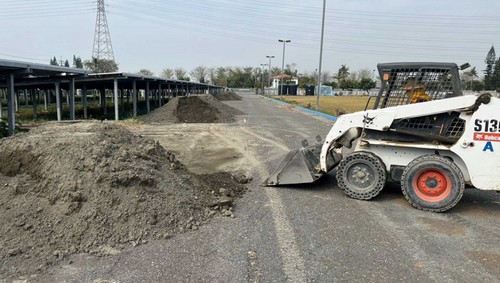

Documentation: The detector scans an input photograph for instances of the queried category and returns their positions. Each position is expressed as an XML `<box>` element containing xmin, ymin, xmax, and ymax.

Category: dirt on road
<box><xmin>213</xmin><ymin>91</ymin><xmax>242</xmax><ymax>101</ymax></box>
<box><xmin>141</xmin><ymin>95</ymin><xmax>244</xmax><ymax>124</ymax></box>
<box><xmin>0</xmin><ymin>122</ymin><xmax>248</xmax><ymax>280</ymax></box>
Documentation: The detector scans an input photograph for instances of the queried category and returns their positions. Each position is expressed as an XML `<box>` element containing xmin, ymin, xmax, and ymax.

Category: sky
<box><xmin>1</xmin><ymin>0</ymin><xmax>499</xmax><ymax>78</ymax></box>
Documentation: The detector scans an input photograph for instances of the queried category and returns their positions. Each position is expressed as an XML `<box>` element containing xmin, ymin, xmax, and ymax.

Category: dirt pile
<box><xmin>213</xmin><ymin>91</ymin><xmax>242</xmax><ymax>101</ymax></box>
<box><xmin>141</xmin><ymin>95</ymin><xmax>244</xmax><ymax>124</ymax></box>
<box><xmin>0</xmin><ymin>122</ymin><xmax>248</xmax><ymax>280</ymax></box>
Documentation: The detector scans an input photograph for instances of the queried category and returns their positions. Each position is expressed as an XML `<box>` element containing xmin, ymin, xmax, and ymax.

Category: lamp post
<box><xmin>266</xmin><ymin>55</ymin><xmax>275</xmax><ymax>96</ymax></box>
<box><xmin>278</xmin><ymin>39</ymin><xmax>291</xmax><ymax>98</ymax></box>
<box><xmin>260</xmin><ymin>63</ymin><xmax>268</xmax><ymax>95</ymax></box>
<box><xmin>316</xmin><ymin>0</ymin><xmax>326</xmax><ymax>110</ymax></box>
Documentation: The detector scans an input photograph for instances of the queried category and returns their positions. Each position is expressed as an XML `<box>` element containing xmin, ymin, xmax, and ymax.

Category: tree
<box><xmin>462</xmin><ymin>67</ymin><xmax>479</xmax><ymax>90</ymax></box>
<box><xmin>50</xmin><ymin>57</ymin><xmax>59</xmax><ymax>66</ymax></box>
<box><xmin>321</xmin><ymin>71</ymin><xmax>333</xmax><ymax>84</ymax></box>
<box><xmin>174</xmin><ymin>68</ymin><xmax>189</xmax><ymax>80</ymax></box>
<box><xmin>471</xmin><ymin>80</ymin><xmax>484</xmax><ymax>92</ymax></box>
<box><xmin>83</xmin><ymin>58</ymin><xmax>119</xmax><ymax>73</ymax></box>
<box><xmin>207</xmin><ymin>67</ymin><xmax>216</xmax><ymax>85</ymax></box>
<box><xmin>358</xmin><ymin>78</ymin><xmax>376</xmax><ymax>94</ymax></box>
<box><xmin>190</xmin><ymin>65</ymin><xmax>208</xmax><ymax>83</ymax></box>
<box><xmin>484</xmin><ymin>46</ymin><xmax>496</xmax><ymax>90</ymax></box>
<box><xmin>73</xmin><ymin>55</ymin><xmax>83</xmax><ymax>69</ymax></box>
<box><xmin>357</xmin><ymin>68</ymin><xmax>374</xmax><ymax>80</ymax></box>
<box><xmin>284</xmin><ymin>63</ymin><xmax>297</xmax><ymax>76</ymax></box>
<box><xmin>494</xmin><ymin>57</ymin><xmax>500</xmax><ymax>91</ymax></box>
<box><xmin>64</xmin><ymin>60</ymin><xmax>70</xmax><ymax>67</ymax></box>
<box><xmin>339</xmin><ymin>79</ymin><xmax>358</xmax><ymax>90</ymax></box>
<box><xmin>138</xmin><ymin>69</ymin><xmax>154</xmax><ymax>76</ymax></box>
<box><xmin>336</xmin><ymin>65</ymin><xmax>350</xmax><ymax>82</ymax></box>
<box><xmin>215</xmin><ymin>67</ymin><xmax>227</xmax><ymax>86</ymax></box>
<box><xmin>160</xmin><ymin>68</ymin><xmax>174</xmax><ymax>79</ymax></box>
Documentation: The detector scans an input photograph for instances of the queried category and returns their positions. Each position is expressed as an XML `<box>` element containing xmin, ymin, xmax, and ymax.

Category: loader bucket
<box><xmin>264</xmin><ymin>143</ymin><xmax>324</xmax><ymax>186</ymax></box>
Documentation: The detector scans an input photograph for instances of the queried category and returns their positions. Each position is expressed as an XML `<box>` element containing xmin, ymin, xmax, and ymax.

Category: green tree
<box><xmin>83</xmin><ymin>58</ymin><xmax>119</xmax><ymax>73</ymax></box>
<box><xmin>50</xmin><ymin>57</ymin><xmax>59</xmax><ymax>66</ymax></box>
<box><xmin>471</xmin><ymin>80</ymin><xmax>484</xmax><ymax>92</ymax></box>
<box><xmin>64</xmin><ymin>60</ymin><xmax>70</xmax><ymax>67</ymax></box>
<box><xmin>73</xmin><ymin>55</ymin><xmax>83</xmax><ymax>68</ymax></box>
<box><xmin>215</xmin><ymin>67</ymin><xmax>228</xmax><ymax>86</ymax></box>
<box><xmin>494</xmin><ymin>57</ymin><xmax>500</xmax><ymax>91</ymax></box>
<box><xmin>339</xmin><ymin>79</ymin><xmax>358</xmax><ymax>90</ymax></box>
<box><xmin>336</xmin><ymin>65</ymin><xmax>350</xmax><ymax>82</ymax></box>
<box><xmin>358</xmin><ymin>78</ymin><xmax>376</xmax><ymax>94</ymax></box>
<box><xmin>484</xmin><ymin>46</ymin><xmax>496</xmax><ymax>90</ymax></box>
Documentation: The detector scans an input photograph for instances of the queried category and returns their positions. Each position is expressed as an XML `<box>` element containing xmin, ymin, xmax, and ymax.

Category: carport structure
<box><xmin>0</xmin><ymin>59</ymin><xmax>90</xmax><ymax>136</ymax></box>
<box><xmin>0</xmin><ymin>59</ymin><xmax>224</xmax><ymax>136</ymax></box>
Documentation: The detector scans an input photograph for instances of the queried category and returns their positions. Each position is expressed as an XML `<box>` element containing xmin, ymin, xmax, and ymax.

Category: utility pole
<box><xmin>260</xmin><ymin>63</ymin><xmax>268</xmax><ymax>95</ymax></box>
<box><xmin>266</xmin><ymin>55</ymin><xmax>275</xmax><ymax>96</ymax></box>
<box><xmin>278</xmin><ymin>39</ymin><xmax>291</xmax><ymax>99</ymax></box>
<box><xmin>92</xmin><ymin>0</ymin><xmax>115</xmax><ymax>70</ymax></box>
<box><xmin>316</xmin><ymin>0</ymin><xmax>326</xmax><ymax>110</ymax></box>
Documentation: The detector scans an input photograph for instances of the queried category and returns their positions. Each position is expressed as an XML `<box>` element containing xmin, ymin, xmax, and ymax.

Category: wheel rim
<box><xmin>413</xmin><ymin>169</ymin><xmax>451</xmax><ymax>202</ymax></box>
<box><xmin>346</xmin><ymin>161</ymin><xmax>377</xmax><ymax>191</ymax></box>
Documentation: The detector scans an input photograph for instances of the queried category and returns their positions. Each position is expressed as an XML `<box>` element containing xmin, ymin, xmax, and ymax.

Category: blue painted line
<box><xmin>265</xmin><ymin>96</ymin><xmax>338</xmax><ymax>121</ymax></box>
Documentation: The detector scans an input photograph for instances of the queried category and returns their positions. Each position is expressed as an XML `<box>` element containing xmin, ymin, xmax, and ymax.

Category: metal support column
<box><xmin>158</xmin><ymin>84</ymin><xmax>162</xmax><ymax>107</ymax></box>
<box><xmin>146</xmin><ymin>81</ymin><xmax>150</xmax><ymax>113</ymax></box>
<box><xmin>69</xmin><ymin>78</ymin><xmax>75</xmax><ymax>120</ymax></box>
<box><xmin>32</xmin><ymin>89</ymin><xmax>38</xmax><ymax>119</ymax></box>
<box><xmin>7</xmin><ymin>74</ymin><xmax>15</xmax><ymax>136</ymax></box>
<box><xmin>82</xmin><ymin>85</ymin><xmax>88</xmax><ymax>119</ymax></box>
<box><xmin>101</xmin><ymin>89</ymin><xmax>107</xmax><ymax>116</ymax></box>
<box><xmin>43</xmin><ymin>90</ymin><xmax>48</xmax><ymax>111</ymax></box>
<box><xmin>0</xmin><ymin>89</ymin><xmax>3</xmax><ymax>120</ymax></box>
<box><xmin>114</xmin><ymin>79</ymin><xmax>119</xmax><ymax>121</ymax></box>
<box><xmin>55</xmin><ymin>82</ymin><xmax>62</xmax><ymax>121</ymax></box>
<box><xmin>132</xmin><ymin>80</ymin><xmax>137</xmax><ymax>117</ymax></box>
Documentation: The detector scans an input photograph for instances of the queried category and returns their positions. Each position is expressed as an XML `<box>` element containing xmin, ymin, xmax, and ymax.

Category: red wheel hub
<box><xmin>413</xmin><ymin>170</ymin><xmax>451</xmax><ymax>202</ymax></box>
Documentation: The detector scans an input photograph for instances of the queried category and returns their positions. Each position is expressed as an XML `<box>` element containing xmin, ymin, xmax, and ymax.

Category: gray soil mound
<box><xmin>0</xmin><ymin>122</ymin><xmax>248</xmax><ymax>280</ymax></box>
<box><xmin>141</xmin><ymin>95</ymin><xmax>244</xmax><ymax>124</ymax></box>
<box><xmin>213</xmin><ymin>91</ymin><xmax>242</xmax><ymax>101</ymax></box>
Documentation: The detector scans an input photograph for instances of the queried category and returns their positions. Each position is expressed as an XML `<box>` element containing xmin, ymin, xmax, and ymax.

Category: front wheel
<box><xmin>336</xmin><ymin>151</ymin><xmax>387</xmax><ymax>200</ymax></box>
<box><xmin>401</xmin><ymin>155</ymin><xmax>465</xmax><ymax>212</ymax></box>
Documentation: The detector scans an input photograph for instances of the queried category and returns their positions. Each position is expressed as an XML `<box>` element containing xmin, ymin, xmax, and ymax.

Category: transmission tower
<box><xmin>92</xmin><ymin>0</ymin><xmax>115</xmax><ymax>62</ymax></box>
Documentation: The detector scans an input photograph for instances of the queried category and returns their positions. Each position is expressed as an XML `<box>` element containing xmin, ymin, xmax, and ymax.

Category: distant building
<box><xmin>271</xmin><ymin>74</ymin><xmax>298</xmax><ymax>88</ymax></box>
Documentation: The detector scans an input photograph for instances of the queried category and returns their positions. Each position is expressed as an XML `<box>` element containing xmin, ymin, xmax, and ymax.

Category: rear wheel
<box><xmin>401</xmin><ymin>155</ymin><xmax>464</xmax><ymax>212</ymax></box>
<box><xmin>336</xmin><ymin>151</ymin><xmax>387</xmax><ymax>200</ymax></box>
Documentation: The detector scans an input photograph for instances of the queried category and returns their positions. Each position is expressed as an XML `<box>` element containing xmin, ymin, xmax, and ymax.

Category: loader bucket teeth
<box><xmin>263</xmin><ymin>143</ymin><xmax>324</xmax><ymax>186</ymax></box>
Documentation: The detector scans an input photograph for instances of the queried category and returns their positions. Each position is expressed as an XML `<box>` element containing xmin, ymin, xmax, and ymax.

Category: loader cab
<box><xmin>373</xmin><ymin>63</ymin><xmax>462</xmax><ymax>109</ymax></box>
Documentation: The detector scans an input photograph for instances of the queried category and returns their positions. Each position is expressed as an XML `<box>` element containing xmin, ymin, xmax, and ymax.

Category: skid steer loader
<box><xmin>265</xmin><ymin>62</ymin><xmax>500</xmax><ymax>212</ymax></box>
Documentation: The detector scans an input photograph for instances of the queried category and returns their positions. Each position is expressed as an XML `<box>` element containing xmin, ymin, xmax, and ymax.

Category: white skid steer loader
<box><xmin>265</xmin><ymin>62</ymin><xmax>500</xmax><ymax>212</ymax></box>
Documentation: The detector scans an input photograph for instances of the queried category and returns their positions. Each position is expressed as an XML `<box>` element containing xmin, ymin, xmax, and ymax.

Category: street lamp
<box><xmin>278</xmin><ymin>39</ymin><xmax>291</xmax><ymax>98</ymax></box>
<box><xmin>266</xmin><ymin>55</ymin><xmax>275</xmax><ymax>96</ymax></box>
<box><xmin>260</xmin><ymin>63</ymin><xmax>268</xmax><ymax>95</ymax></box>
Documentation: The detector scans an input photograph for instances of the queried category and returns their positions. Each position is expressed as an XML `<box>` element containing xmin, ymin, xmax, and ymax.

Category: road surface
<box><xmin>40</xmin><ymin>93</ymin><xmax>500</xmax><ymax>283</ymax></box>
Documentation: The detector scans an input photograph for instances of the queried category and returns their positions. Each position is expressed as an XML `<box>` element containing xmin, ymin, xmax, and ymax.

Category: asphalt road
<box><xmin>40</xmin><ymin>93</ymin><xmax>499</xmax><ymax>283</ymax></box>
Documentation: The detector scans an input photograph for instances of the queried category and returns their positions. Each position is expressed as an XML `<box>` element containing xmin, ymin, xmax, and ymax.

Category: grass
<box><xmin>273</xmin><ymin>95</ymin><xmax>376</xmax><ymax>116</ymax></box>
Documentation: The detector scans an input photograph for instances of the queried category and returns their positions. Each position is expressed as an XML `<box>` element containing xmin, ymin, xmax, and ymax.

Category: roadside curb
<box><xmin>262</xmin><ymin>96</ymin><xmax>338</xmax><ymax>121</ymax></box>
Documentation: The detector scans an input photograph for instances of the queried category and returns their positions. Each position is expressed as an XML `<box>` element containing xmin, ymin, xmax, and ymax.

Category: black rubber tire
<box><xmin>401</xmin><ymin>155</ymin><xmax>465</xmax><ymax>213</ymax></box>
<box><xmin>336</xmin><ymin>151</ymin><xmax>387</xmax><ymax>200</ymax></box>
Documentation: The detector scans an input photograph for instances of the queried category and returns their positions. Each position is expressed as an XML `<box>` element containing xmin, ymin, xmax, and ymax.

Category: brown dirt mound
<box><xmin>213</xmin><ymin>91</ymin><xmax>242</xmax><ymax>101</ymax></box>
<box><xmin>141</xmin><ymin>95</ymin><xmax>244</xmax><ymax>124</ymax></box>
<box><xmin>0</xmin><ymin>122</ymin><xmax>248</xmax><ymax>280</ymax></box>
